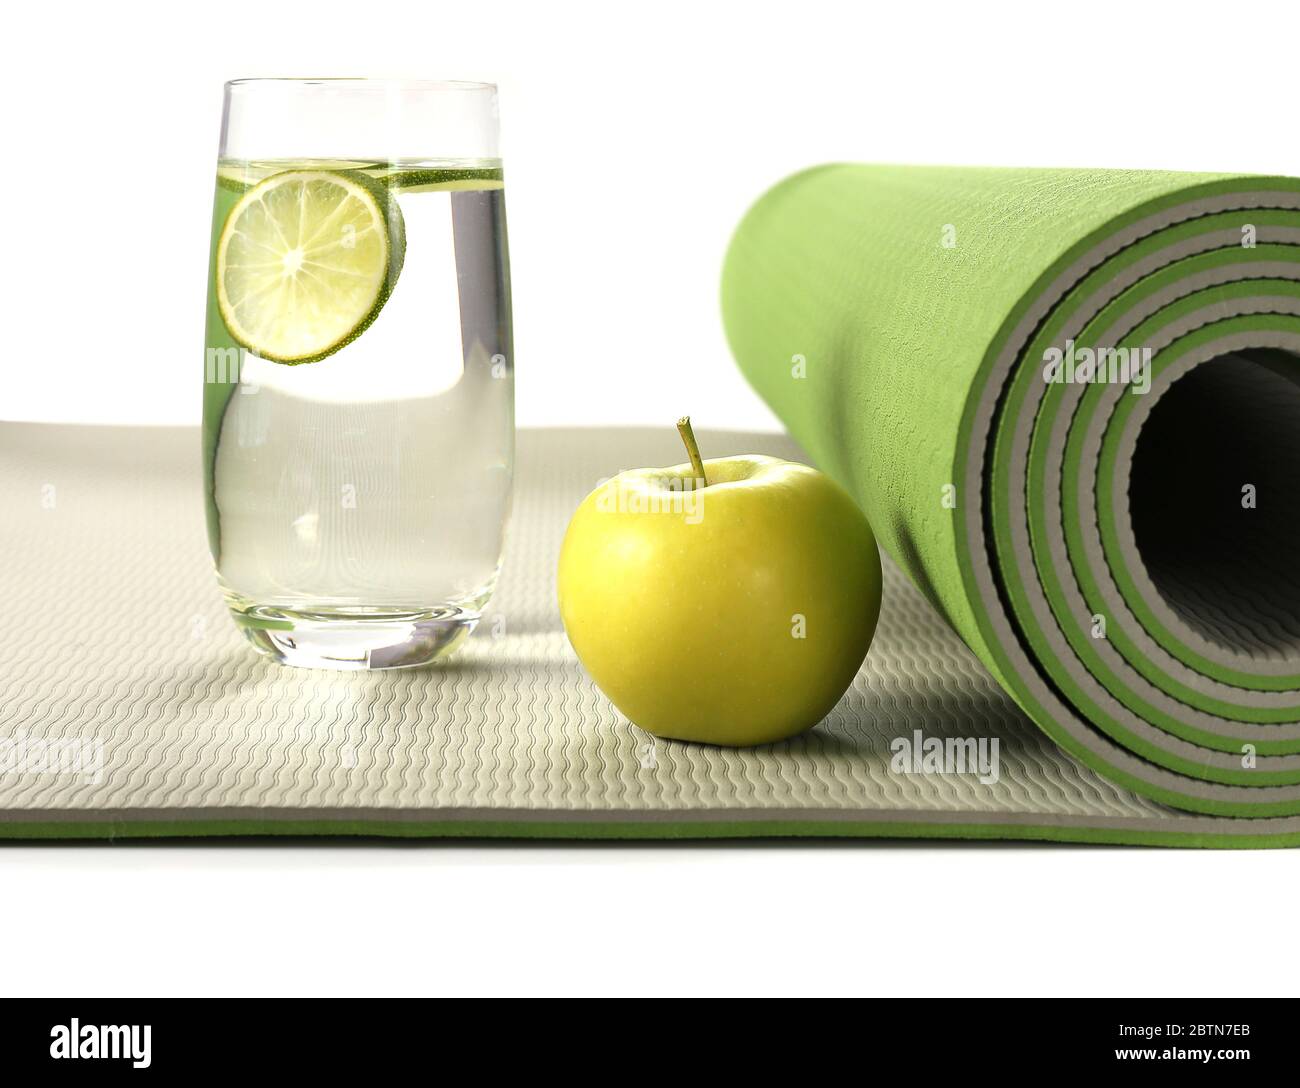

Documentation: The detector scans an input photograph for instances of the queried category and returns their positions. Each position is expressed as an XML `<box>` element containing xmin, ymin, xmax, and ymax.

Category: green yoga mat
<box><xmin>722</xmin><ymin>164</ymin><xmax>1300</xmax><ymax>830</ymax></box>
<box><xmin>6</xmin><ymin>422</ymin><xmax>1300</xmax><ymax>845</ymax></box>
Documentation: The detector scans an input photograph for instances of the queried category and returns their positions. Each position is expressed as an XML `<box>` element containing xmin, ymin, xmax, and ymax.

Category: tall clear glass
<box><xmin>203</xmin><ymin>79</ymin><xmax>512</xmax><ymax>669</ymax></box>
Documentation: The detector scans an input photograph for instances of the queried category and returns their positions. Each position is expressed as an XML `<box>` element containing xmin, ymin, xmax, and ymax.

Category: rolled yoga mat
<box><xmin>722</xmin><ymin>164</ymin><xmax>1300</xmax><ymax>827</ymax></box>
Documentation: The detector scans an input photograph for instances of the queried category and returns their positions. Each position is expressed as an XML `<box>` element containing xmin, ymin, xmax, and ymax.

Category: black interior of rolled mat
<box><xmin>1129</xmin><ymin>351</ymin><xmax>1300</xmax><ymax>658</ymax></box>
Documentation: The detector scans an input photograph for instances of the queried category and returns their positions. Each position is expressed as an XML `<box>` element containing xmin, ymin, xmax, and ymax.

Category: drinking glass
<box><xmin>203</xmin><ymin>79</ymin><xmax>512</xmax><ymax>669</ymax></box>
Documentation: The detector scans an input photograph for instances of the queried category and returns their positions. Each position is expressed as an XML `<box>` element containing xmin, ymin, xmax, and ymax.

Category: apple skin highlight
<box><xmin>557</xmin><ymin>453</ymin><xmax>883</xmax><ymax>746</ymax></box>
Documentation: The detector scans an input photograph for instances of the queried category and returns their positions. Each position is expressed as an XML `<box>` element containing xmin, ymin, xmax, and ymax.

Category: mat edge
<box><xmin>2</xmin><ymin>813</ymin><xmax>1296</xmax><ymax>848</ymax></box>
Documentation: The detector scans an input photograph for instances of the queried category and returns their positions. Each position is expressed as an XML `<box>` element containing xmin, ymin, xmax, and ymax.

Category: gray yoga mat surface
<box><xmin>2</xmin><ymin>422</ymin><xmax>1298</xmax><ymax>846</ymax></box>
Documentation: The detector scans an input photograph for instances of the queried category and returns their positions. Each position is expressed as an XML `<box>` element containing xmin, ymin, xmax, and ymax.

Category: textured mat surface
<box><xmin>722</xmin><ymin>164</ymin><xmax>1300</xmax><ymax>829</ymax></box>
<box><xmin>2</xmin><ymin>423</ymin><xmax>1300</xmax><ymax>845</ymax></box>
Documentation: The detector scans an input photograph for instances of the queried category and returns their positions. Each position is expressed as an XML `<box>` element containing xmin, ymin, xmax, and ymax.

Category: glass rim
<box><xmin>225</xmin><ymin>77</ymin><xmax>497</xmax><ymax>92</ymax></box>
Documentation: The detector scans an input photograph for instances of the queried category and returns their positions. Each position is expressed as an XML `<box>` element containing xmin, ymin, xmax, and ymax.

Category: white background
<box><xmin>4</xmin><ymin>0</ymin><xmax>1300</xmax><ymax>998</ymax></box>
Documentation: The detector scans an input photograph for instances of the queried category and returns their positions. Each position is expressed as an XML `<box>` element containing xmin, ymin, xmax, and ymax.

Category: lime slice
<box><xmin>215</xmin><ymin>170</ymin><xmax>405</xmax><ymax>364</ymax></box>
<box><xmin>216</xmin><ymin>166</ymin><xmax>253</xmax><ymax>194</ymax></box>
<box><xmin>217</xmin><ymin>159</ymin><xmax>388</xmax><ymax>194</ymax></box>
<box><xmin>377</xmin><ymin>166</ymin><xmax>504</xmax><ymax>193</ymax></box>
<box><xmin>390</xmin><ymin>177</ymin><xmax>505</xmax><ymax>194</ymax></box>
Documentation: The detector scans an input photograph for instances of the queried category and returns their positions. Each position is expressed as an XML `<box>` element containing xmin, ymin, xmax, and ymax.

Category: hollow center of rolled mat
<box><xmin>1129</xmin><ymin>351</ymin><xmax>1300</xmax><ymax>659</ymax></box>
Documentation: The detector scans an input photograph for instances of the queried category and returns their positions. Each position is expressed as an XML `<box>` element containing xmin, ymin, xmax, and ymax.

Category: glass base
<box><xmin>233</xmin><ymin>605</ymin><xmax>480</xmax><ymax>670</ymax></box>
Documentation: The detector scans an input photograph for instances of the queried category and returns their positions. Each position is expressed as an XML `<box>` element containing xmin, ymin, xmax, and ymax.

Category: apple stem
<box><xmin>676</xmin><ymin>416</ymin><xmax>709</xmax><ymax>487</ymax></box>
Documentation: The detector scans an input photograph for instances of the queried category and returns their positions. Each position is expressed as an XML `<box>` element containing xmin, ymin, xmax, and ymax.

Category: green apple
<box><xmin>557</xmin><ymin>419</ymin><xmax>883</xmax><ymax>746</ymax></box>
